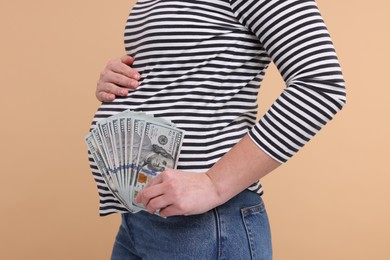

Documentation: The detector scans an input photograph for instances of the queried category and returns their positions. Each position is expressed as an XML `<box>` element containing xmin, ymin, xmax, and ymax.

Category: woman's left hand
<box><xmin>134</xmin><ymin>169</ymin><xmax>222</xmax><ymax>217</ymax></box>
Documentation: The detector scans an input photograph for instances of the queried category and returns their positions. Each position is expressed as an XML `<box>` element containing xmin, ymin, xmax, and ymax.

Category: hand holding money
<box><xmin>85</xmin><ymin>110</ymin><xmax>185</xmax><ymax>214</ymax></box>
<box><xmin>134</xmin><ymin>169</ymin><xmax>222</xmax><ymax>217</ymax></box>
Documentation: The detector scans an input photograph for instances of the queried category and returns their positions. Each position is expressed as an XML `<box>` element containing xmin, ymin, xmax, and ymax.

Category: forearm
<box><xmin>206</xmin><ymin>134</ymin><xmax>281</xmax><ymax>204</ymax></box>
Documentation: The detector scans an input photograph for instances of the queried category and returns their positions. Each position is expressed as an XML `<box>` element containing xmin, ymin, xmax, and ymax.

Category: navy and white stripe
<box><xmin>88</xmin><ymin>0</ymin><xmax>346</xmax><ymax>216</ymax></box>
<box><xmin>230</xmin><ymin>0</ymin><xmax>346</xmax><ymax>162</ymax></box>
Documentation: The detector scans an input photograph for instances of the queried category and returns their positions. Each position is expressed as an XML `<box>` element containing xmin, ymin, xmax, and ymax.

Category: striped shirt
<box><xmin>88</xmin><ymin>0</ymin><xmax>346</xmax><ymax>216</ymax></box>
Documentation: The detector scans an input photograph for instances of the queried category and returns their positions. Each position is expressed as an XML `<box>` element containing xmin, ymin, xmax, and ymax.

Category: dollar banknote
<box><xmin>85</xmin><ymin>110</ymin><xmax>184</xmax><ymax>214</ymax></box>
<box><xmin>131</xmin><ymin>120</ymin><xmax>184</xmax><ymax>209</ymax></box>
<box><xmin>85</xmin><ymin>133</ymin><xmax>134</xmax><ymax>212</ymax></box>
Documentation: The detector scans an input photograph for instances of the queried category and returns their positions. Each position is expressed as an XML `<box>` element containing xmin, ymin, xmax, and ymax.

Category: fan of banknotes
<box><xmin>85</xmin><ymin>110</ymin><xmax>185</xmax><ymax>213</ymax></box>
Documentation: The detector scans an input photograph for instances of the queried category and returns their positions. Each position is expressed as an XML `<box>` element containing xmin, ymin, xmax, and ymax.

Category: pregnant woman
<box><xmin>89</xmin><ymin>1</ymin><xmax>346</xmax><ymax>259</ymax></box>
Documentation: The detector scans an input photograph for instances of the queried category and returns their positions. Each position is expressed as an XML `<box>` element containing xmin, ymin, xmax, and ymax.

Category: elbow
<box><xmin>326</xmin><ymin>79</ymin><xmax>347</xmax><ymax>117</ymax></box>
<box><xmin>288</xmin><ymin>75</ymin><xmax>347</xmax><ymax>118</ymax></box>
<box><xmin>335</xmin><ymin>78</ymin><xmax>347</xmax><ymax>112</ymax></box>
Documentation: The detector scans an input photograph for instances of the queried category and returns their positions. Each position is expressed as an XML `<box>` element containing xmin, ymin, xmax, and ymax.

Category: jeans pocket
<box><xmin>241</xmin><ymin>202</ymin><xmax>272</xmax><ymax>260</ymax></box>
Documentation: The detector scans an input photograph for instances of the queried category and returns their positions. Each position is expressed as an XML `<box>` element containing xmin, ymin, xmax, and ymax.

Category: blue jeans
<box><xmin>111</xmin><ymin>190</ymin><xmax>272</xmax><ymax>260</ymax></box>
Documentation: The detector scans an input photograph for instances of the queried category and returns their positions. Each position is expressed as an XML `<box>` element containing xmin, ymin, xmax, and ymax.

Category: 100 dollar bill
<box><xmin>131</xmin><ymin>120</ymin><xmax>185</xmax><ymax>210</ymax></box>
<box><xmin>86</xmin><ymin>111</ymin><xmax>184</xmax><ymax>214</ymax></box>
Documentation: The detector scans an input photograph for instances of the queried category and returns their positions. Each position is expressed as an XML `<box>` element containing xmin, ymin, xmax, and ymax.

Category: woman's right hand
<box><xmin>96</xmin><ymin>55</ymin><xmax>141</xmax><ymax>102</ymax></box>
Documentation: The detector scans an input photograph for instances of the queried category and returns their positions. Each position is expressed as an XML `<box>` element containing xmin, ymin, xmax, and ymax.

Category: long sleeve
<box><xmin>229</xmin><ymin>0</ymin><xmax>347</xmax><ymax>163</ymax></box>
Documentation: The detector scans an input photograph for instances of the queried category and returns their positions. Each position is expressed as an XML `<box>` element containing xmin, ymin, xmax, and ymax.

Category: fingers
<box><xmin>109</xmin><ymin>61</ymin><xmax>141</xmax><ymax>82</ymax></box>
<box><xmin>101</xmin><ymin>70</ymin><xmax>140</xmax><ymax>89</ymax></box>
<box><xmin>145</xmin><ymin>192</ymin><xmax>172</xmax><ymax>214</ymax></box>
<box><xmin>119</xmin><ymin>56</ymin><xmax>141</xmax><ymax>81</ymax></box>
<box><xmin>96</xmin><ymin>91</ymin><xmax>116</xmax><ymax>102</ymax></box>
<box><xmin>96</xmin><ymin>82</ymin><xmax>128</xmax><ymax>102</ymax></box>
<box><xmin>158</xmin><ymin>201</ymin><xmax>189</xmax><ymax>218</ymax></box>
<box><xmin>135</xmin><ymin>171</ymin><xmax>218</xmax><ymax>217</ymax></box>
<box><xmin>135</xmin><ymin>172</ymin><xmax>177</xmax><ymax>214</ymax></box>
<box><xmin>120</xmin><ymin>55</ymin><xmax>135</xmax><ymax>65</ymax></box>
<box><xmin>135</xmin><ymin>174</ymin><xmax>164</xmax><ymax>205</ymax></box>
<box><xmin>96</xmin><ymin>55</ymin><xmax>141</xmax><ymax>102</ymax></box>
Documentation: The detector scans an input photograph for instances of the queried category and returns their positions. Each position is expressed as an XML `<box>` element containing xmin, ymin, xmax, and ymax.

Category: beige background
<box><xmin>0</xmin><ymin>0</ymin><xmax>389</xmax><ymax>259</ymax></box>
